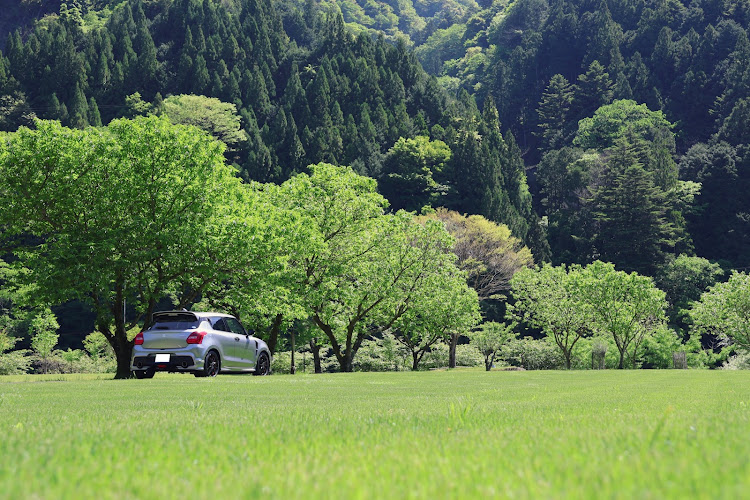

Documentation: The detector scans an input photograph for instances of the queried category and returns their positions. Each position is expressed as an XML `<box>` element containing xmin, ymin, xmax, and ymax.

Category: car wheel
<box><xmin>201</xmin><ymin>350</ymin><xmax>221</xmax><ymax>377</ymax></box>
<box><xmin>134</xmin><ymin>368</ymin><xmax>155</xmax><ymax>379</ymax></box>
<box><xmin>254</xmin><ymin>352</ymin><xmax>270</xmax><ymax>376</ymax></box>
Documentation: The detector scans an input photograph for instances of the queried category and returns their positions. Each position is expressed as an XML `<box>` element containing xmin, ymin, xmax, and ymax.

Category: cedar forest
<box><xmin>0</xmin><ymin>0</ymin><xmax>749</xmax><ymax>373</ymax></box>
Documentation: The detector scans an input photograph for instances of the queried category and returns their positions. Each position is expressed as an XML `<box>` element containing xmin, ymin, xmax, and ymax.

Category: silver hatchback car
<box><xmin>130</xmin><ymin>311</ymin><xmax>271</xmax><ymax>378</ymax></box>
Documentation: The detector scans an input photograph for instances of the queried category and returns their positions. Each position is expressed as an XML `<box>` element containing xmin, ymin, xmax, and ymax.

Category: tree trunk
<box><xmin>113</xmin><ymin>339</ymin><xmax>133</xmax><ymax>379</ymax></box>
<box><xmin>267</xmin><ymin>313</ymin><xmax>283</xmax><ymax>355</ymax></box>
<box><xmin>618</xmin><ymin>349</ymin><xmax>625</xmax><ymax>369</ymax></box>
<box><xmin>448</xmin><ymin>332</ymin><xmax>458</xmax><ymax>368</ymax></box>
<box><xmin>342</xmin><ymin>352</ymin><xmax>353</xmax><ymax>372</ymax></box>
<box><xmin>310</xmin><ymin>339</ymin><xmax>322</xmax><ymax>374</ymax></box>
<box><xmin>564</xmin><ymin>351</ymin><xmax>571</xmax><ymax>370</ymax></box>
<box><xmin>110</xmin><ymin>280</ymin><xmax>134</xmax><ymax>379</ymax></box>
<box><xmin>290</xmin><ymin>329</ymin><xmax>296</xmax><ymax>375</ymax></box>
<box><xmin>485</xmin><ymin>357</ymin><xmax>492</xmax><ymax>371</ymax></box>
<box><xmin>412</xmin><ymin>351</ymin><xmax>420</xmax><ymax>371</ymax></box>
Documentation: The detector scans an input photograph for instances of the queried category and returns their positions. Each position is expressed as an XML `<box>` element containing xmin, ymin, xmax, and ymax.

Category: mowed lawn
<box><xmin>1</xmin><ymin>370</ymin><xmax>749</xmax><ymax>499</ymax></box>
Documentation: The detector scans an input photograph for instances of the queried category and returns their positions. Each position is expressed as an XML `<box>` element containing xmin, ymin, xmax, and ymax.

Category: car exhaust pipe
<box><xmin>137</xmin><ymin>361</ymin><xmax>143</xmax><ymax>369</ymax></box>
<box><xmin>181</xmin><ymin>361</ymin><xmax>189</xmax><ymax>368</ymax></box>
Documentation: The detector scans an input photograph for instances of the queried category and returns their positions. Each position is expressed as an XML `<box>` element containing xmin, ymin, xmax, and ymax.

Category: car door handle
<box><xmin>235</xmin><ymin>337</ymin><xmax>240</xmax><ymax>342</ymax></box>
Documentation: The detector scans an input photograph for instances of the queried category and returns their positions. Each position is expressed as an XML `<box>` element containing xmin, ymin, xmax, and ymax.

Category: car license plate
<box><xmin>155</xmin><ymin>354</ymin><xmax>170</xmax><ymax>363</ymax></box>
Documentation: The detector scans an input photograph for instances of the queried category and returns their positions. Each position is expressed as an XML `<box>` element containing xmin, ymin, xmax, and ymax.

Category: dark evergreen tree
<box><xmin>590</xmin><ymin>139</ymin><xmax>674</xmax><ymax>275</ymax></box>
<box><xmin>574</xmin><ymin>60</ymin><xmax>614</xmax><ymax>122</ymax></box>
<box><xmin>537</xmin><ymin>74</ymin><xmax>575</xmax><ymax>152</ymax></box>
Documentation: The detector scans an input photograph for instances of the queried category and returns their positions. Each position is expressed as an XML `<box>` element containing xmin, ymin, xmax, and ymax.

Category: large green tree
<box><xmin>655</xmin><ymin>255</ymin><xmax>724</xmax><ymax>331</ymax></box>
<box><xmin>577</xmin><ymin>261</ymin><xmax>667</xmax><ymax>369</ymax></box>
<box><xmin>420</xmin><ymin>208</ymin><xmax>533</xmax><ymax>365</ymax></box>
<box><xmin>391</xmin><ymin>267</ymin><xmax>480</xmax><ymax>371</ymax></box>
<box><xmin>423</xmin><ymin>208</ymin><xmax>534</xmax><ymax>301</ymax></box>
<box><xmin>0</xmin><ymin>117</ymin><xmax>245</xmax><ymax>378</ymax></box>
<box><xmin>574</xmin><ymin>99</ymin><xmax>677</xmax><ymax>189</ymax></box>
<box><xmin>279</xmin><ymin>163</ymin><xmax>476</xmax><ymax>372</ymax></box>
<box><xmin>161</xmin><ymin>94</ymin><xmax>248</xmax><ymax>161</ymax></box>
<box><xmin>590</xmin><ymin>139</ymin><xmax>675</xmax><ymax>275</ymax></box>
<box><xmin>510</xmin><ymin>264</ymin><xmax>592</xmax><ymax>369</ymax></box>
<box><xmin>690</xmin><ymin>272</ymin><xmax>750</xmax><ymax>352</ymax></box>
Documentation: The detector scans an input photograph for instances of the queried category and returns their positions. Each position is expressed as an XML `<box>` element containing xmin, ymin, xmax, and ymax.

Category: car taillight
<box><xmin>134</xmin><ymin>332</ymin><xmax>144</xmax><ymax>345</ymax></box>
<box><xmin>186</xmin><ymin>331</ymin><xmax>207</xmax><ymax>344</ymax></box>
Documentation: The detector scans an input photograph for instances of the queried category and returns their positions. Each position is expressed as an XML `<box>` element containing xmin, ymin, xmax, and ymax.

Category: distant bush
<box><xmin>420</xmin><ymin>343</ymin><xmax>483</xmax><ymax>370</ymax></box>
<box><xmin>354</xmin><ymin>334</ymin><xmax>410</xmax><ymax>372</ymax></box>
<box><xmin>271</xmin><ymin>351</ymin><xmax>293</xmax><ymax>374</ymax></box>
<box><xmin>0</xmin><ymin>349</ymin><xmax>32</xmax><ymax>375</ymax></box>
<box><xmin>499</xmin><ymin>337</ymin><xmax>565</xmax><ymax>370</ymax></box>
<box><xmin>0</xmin><ymin>330</ymin><xmax>32</xmax><ymax>375</ymax></box>
<box><xmin>455</xmin><ymin>344</ymin><xmax>484</xmax><ymax>368</ymax></box>
<box><xmin>722</xmin><ymin>351</ymin><xmax>750</xmax><ymax>370</ymax></box>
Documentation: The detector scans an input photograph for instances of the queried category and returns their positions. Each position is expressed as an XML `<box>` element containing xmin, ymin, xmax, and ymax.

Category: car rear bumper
<box><xmin>130</xmin><ymin>346</ymin><xmax>207</xmax><ymax>373</ymax></box>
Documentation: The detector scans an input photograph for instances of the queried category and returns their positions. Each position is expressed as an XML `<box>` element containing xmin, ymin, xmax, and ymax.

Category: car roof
<box><xmin>153</xmin><ymin>311</ymin><xmax>234</xmax><ymax>318</ymax></box>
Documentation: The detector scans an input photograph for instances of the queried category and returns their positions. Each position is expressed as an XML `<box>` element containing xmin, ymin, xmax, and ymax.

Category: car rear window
<box><xmin>148</xmin><ymin>313</ymin><xmax>200</xmax><ymax>331</ymax></box>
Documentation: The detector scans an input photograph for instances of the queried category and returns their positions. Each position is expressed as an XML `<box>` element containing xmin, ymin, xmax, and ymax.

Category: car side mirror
<box><xmin>246</xmin><ymin>329</ymin><xmax>254</xmax><ymax>336</ymax></box>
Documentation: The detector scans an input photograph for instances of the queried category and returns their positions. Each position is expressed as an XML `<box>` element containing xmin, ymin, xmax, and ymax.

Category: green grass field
<box><xmin>1</xmin><ymin>370</ymin><xmax>749</xmax><ymax>499</ymax></box>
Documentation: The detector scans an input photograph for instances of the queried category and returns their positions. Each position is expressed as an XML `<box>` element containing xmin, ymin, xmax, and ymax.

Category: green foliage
<box><xmin>0</xmin><ymin>348</ymin><xmax>32</xmax><ymax>375</ymax></box>
<box><xmin>0</xmin><ymin>330</ymin><xmax>31</xmax><ymax>375</ymax></box>
<box><xmin>201</xmin><ymin>162</ymin><xmax>482</xmax><ymax>372</ymax></box>
<box><xmin>722</xmin><ymin>351</ymin><xmax>750</xmax><ymax>370</ymax></box>
<box><xmin>690</xmin><ymin>272</ymin><xmax>750</xmax><ymax>351</ymax></box>
<box><xmin>510</xmin><ymin>264</ymin><xmax>591</xmax><ymax>369</ymax></box>
<box><xmin>392</xmin><ymin>264</ymin><xmax>480</xmax><ymax>370</ymax></box>
<box><xmin>679</xmin><ymin>141</ymin><xmax>750</xmax><ymax>269</ymax></box>
<box><xmin>82</xmin><ymin>331</ymin><xmax>116</xmax><ymax>372</ymax></box>
<box><xmin>655</xmin><ymin>255</ymin><xmax>724</xmax><ymax>329</ymax></box>
<box><xmin>577</xmin><ymin>261</ymin><xmax>668</xmax><ymax>369</ymax></box>
<box><xmin>639</xmin><ymin>324</ymin><xmax>682</xmax><ymax>369</ymax></box>
<box><xmin>537</xmin><ymin>74</ymin><xmax>575</xmax><ymax>152</ymax></box>
<box><xmin>0</xmin><ymin>116</ymin><xmax>241</xmax><ymax>378</ymax></box>
<box><xmin>499</xmin><ymin>337</ymin><xmax>565</xmax><ymax>370</ymax></box>
<box><xmin>30</xmin><ymin>309</ymin><xmax>60</xmax><ymax>374</ymax></box>
<box><xmin>378</xmin><ymin>135</ymin><xmax>452</xmax><ymax>212</ymax></box>
<box><xmin>589</xmin><ymin>139</ymin><xmax>675</xmax><ymax>275</ymax></box>
<box><xmin>162</xmin><ymin>94</ymin><xmax>248</xmax><ymax>154</ymax></box>
<box><xmin>423</xmin><ymin>208</ymin><xmax>533</xmax><ymax>303</ymax></box>
<box><xmin>353</xmin><ymin>332</ymin><xmax>411</xmax><ymax>372</ymax></box>
<box><xmin>574</xmin><ymin>60</ymin><xmax>614</xmax><ymax>123</ymax></box>
<box><xmin>536</xmin><ymin>100</ymin><xmax>690</xmax><ymax>272</ymax></box>
<box><xmin>467</xmin><ymin>321</ymin><xmax>516</xmax><ymax>370</ymax></box>
<box><xmin>575</xmin><ymin>100</ymin><xmax>677</xmax><ymax>189</ymax></box>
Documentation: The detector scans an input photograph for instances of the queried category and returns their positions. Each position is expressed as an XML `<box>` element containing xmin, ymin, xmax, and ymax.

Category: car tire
<box><xmin>197</xmin><ymin>350</ymin><xmax>221</xmax><ymax>378</ymax></box>
<box><xmin>134</xmin><ymin>368</ymin><xmax>155</xmax><ymax>379</ymax></box>
<box><xmin>254</xmin><ymin>352</ymin><xmax>270</xmax><ymax>376</ymax></box>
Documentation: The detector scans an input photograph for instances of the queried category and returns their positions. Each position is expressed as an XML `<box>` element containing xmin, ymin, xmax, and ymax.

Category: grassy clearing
<box><xmin>1</xmin><ymin>370</ymin><xmax>749</xmax><ymax>499</ymax></box>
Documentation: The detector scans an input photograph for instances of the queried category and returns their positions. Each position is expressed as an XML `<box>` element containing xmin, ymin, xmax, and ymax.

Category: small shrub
<box><xmin>639</xmin><ymin>325</ymin><xmax>682</xmax><ymax>369</ymax></box>
<box><xmin>0</xmin><ymin>330</ymin><xmax>31</xmax><ymax>375</ymax></box>
<box><xmin>455</xmin><ymin>344</ymin><xmax>484</xmax><ymax>368</ymax></box>
<box><xmin>354</xmin><ymin>334</ymin><xmax>410</xmax><ymax>372</ymax></box>
<box><xmin>82</xmin><ymin>332</ymin><xmax>116</xmax><ymax>373</ymax></box>
<box><xmin>421</xmin><ymin>343</ymin><xmax>449</xmax><ymax>370</ymax></box>
<box><xmin>271</xmin><ymin>351</ymin><xmax>293</xmax><ymax>374</ymax></box>
<box><xmin>0</xmin><ymin>349</ymin><xmax>32</xmax><ymax>375</ymax></box>
<box><xmin>499</xmin><ymin>337</ymin><xmax>565</xmax><ymax>370</ymax></box>
<box><xmin>722</xmin><ymin>351</ymin><xmax>750</xmax><ymax>370</ymax></box>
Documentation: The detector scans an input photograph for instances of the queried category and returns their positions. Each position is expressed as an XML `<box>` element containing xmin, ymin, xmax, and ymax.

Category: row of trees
<box><xmin>5</xmin><ymin>116</ymin><xmax>746</xmax><ymax>377</ymax></box>
<box><xmin>0</xmin><ymin>116</ymin><xmax>484</xmax><ymax>377</ymax></box>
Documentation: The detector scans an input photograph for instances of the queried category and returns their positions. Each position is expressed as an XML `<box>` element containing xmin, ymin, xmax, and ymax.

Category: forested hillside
<box><xmin>0</xmin><ymin>0</ymin><xmax>545</xmax><ymax>255</ymax></box>
<box><xmin>1</xmin><ymin>0</ymin><xmax>749</xmax><ymax>272</ymax></box>
<box><xmin>412</xmin><ymin>0</ymin><xmax>750</xmax><ymax>269</ymax></box>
